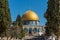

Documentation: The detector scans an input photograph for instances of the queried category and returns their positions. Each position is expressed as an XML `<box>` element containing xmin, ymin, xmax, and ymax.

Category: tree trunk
<box><xmin>1</xmin><ymin>37</ymin><xmax>3</xmax><ymax>40</ymax></box>
<box><xmin>9</xmin><ymin>37</ymin><xmax>12</xmax><ymax>40</ymax></box>
<box><xmin>7</xmin><ymin>36</ymin><xmax>8</xmax><ymax>40</ymax></box>
<box><xmin>58</xmin><ymin>36</ymin><xmax>60</xmax><ymax>40</ymax></box>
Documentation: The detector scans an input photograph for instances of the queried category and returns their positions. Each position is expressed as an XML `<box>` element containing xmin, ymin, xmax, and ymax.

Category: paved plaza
<box><xmin>0</xmin><ymin>35</ymin><xmax>59</xmax><ymax>40</ymax></box>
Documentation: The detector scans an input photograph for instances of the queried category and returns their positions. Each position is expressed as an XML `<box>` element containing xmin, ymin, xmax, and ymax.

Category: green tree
<box><xmin>16</xmin><ymin>14</ymin><xmax>24</xmax><ymax>39</ymax></box>
<box><xmin>16</xmin><ymin>14</ymin><xmax>23</xmax><ymax>33</ymax></box>
<box><xmin>16</xmin><ymin>14</ymin><xmax>22</xmax><ymax>27</ymax></box>
<box><xmin>0</xmin><ymin>0</ymin><xmax>11</xmax><ymax>39</ymax></box>
<box><xmin>44</xmin><ymin>0</ymin><xmax>60</xmax><ymax>37</ymax></box>
<box><xmin>20</xmin><ymin>29</ymin><xmax>25</xmax><ymax>39</ymax></box>
<box><xmin>12</xmin><ymin>14</ymin><xmax>25</xmax><ymax>40</ymax></box>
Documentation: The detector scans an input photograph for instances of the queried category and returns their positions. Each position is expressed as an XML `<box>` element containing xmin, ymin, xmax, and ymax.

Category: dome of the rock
<box><xmin>22</xmin><ymin>10</ymin><xmax>39</xmax><ymax>21</ymax></box>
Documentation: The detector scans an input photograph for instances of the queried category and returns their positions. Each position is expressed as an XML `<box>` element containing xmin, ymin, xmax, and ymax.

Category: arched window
<box><xmin>29</xmin><ymin>28</ymin><xmax>32</xmax><ymax>34</ymax></box>
<box><xmin>33</xmin><ymin>28</ymin><xmax>37</xmax><ymax>33</ymax></box>
<box><xmin>29</xmin><ymin>28</ymin><xmax>32</xmax><ymax>31</ymax></box>
<box><xmin>38</xmin><ymin>28</ymin><xmax>42</xmax><ymax>32</ymax></box>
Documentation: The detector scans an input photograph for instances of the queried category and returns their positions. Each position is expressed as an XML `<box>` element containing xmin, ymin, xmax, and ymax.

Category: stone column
<box><xmin>28</xmin><ymin>28</ymin><xmax>29</xmax><ymax>36</ymax></box>
<box><xmin>37</xmin><ymin>28</ymin><xmax>39</xmax><ymax>36</ymax></box>
<box><xmin>42</xmin><ymin>26</ymin><xmax>44</xmax><ymax>33</ymax></box>
<box><xmin>32</xmin><ymin>28</ymin><xmax>34</xmax><ymax>36</ymax></box>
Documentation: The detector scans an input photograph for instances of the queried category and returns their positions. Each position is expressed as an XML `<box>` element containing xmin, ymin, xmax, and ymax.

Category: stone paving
<box><xmin>25</xmin><ymin>36</ymin><xmax>47</xmax><ymax>40</ymax></box>
<box><xmin>0</xmin><ymin>36</ymin><xmax>59</xmax><ymax>40</ymax></box>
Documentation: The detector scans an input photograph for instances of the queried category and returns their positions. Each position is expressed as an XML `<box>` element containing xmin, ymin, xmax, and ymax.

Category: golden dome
<box><xmin>22</xmin><ymin>10</ymin><xmax>39</xmax><ymax>21</ymax></box>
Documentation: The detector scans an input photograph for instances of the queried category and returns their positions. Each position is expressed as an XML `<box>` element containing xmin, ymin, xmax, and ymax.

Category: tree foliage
<box><xmin>45</xmin><ymin>0</ymin><xmax>60</xmax><ymax>36</ymax></box>
<box><xmin>20</xmin><ymin>29</ymin><xmax>25</xmax><ymax>38</ymax></box>
<box><xmin>0</xmin><ymin>0</ymin><xmax>11</xmax><ymax>36</ymax></box>
<box><xmin>12</xmin><ymin>14</ymin><xmax>25</xmax><ymax>39</ymax></box>
<box><xmin>16</xmin><ymin>14</ymin><xmax>22</xmax><ymax>27</ymax></box>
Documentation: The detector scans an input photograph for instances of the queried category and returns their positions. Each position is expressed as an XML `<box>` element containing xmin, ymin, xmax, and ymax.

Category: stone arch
<box><xmin>38</xmin><ymin>28</ymin><xmax>42</xmax><ymax>32</ymax></box>
<box><xmin>29</xmin><ymin>28</ymin><xmax>32</xmax><ymax>34</ymax></box>
<box><xmin>33</xmin><ymin>28</ymin><xmax>38</xmax><ymax>33</ymax></box>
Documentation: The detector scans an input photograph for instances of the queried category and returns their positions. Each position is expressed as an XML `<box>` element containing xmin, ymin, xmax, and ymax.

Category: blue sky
<box><xmin>8</xmin><ymin>0</ymin><xmax>48</xmax><ymax>26</ymax></box>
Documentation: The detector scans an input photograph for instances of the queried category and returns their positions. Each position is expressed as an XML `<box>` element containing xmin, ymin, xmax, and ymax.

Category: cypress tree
<box><xmin>0</xmin><ymin>0</ymin><xmax>11</xmax><ymax>36</ymax></box>
<box><xmin>16</xmin><ymin>14</ymin><xmax>22</xmax><ymax>27</ymax></box>
<box><xmin>12</xmin><ymin>14</ymin><xmax>23</xmax><ymax>39</ymax></box>
<box><xmin>45</xmin><ymin>0</ymin><xmax>60</xmax><ymax>36</ymax></box>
